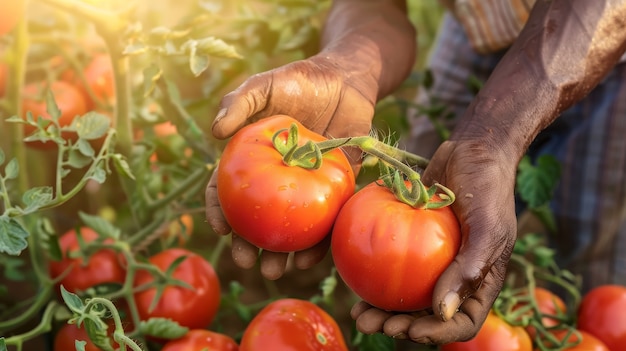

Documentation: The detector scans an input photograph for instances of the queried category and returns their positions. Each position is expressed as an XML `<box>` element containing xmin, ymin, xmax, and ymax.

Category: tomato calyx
<box><xmin>272</xmin><ymin>123</ymin><xmax>347</xmax><ymax>169</ymax></box>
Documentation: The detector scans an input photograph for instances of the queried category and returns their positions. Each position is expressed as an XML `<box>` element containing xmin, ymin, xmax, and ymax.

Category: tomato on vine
<box><xmin>441</xmin><ymin>312</ymin><xmax>532</xmax><ymax>351</ymax></box>
<box><xmin>536</xmin><ymin>329</ymin><xmax>609</xmax><ymax>351</ymax></box>
<box><xmin>216</xmin><ymin>115</ymin><xmax>355</xmax><ymax>253</ymax></box>
<box><xmin>577</xmin><ymin>284</ymin><xmax>626</xmax><ymax>351</ymax></box>
<box><xmin>54</xmin><ymin>323</ymin><xmax>107</xmax><ymax>351</ymax></box>
<box><xmin>133</xmin><ymin>248</ymin><xmax>221</xmax><ymax>329</ymax></box>
<box><xmin>331</xmin><ymin>180</ymin><xmax>460</xmax><ymax>312</ymax></box>
<box><xmin>240</xmin><ymin>298</ymin><xmax>348</xmax><ymax>351</ymax></box>
<box><xmin>161</xmin><ymin>329</ymin><xmax>239</xmax><ymax>351</ymax></box>
<box><xmin>48</xmin><ymin>227</ymin><xmax>126</xmax><ymax>294</ymax></box>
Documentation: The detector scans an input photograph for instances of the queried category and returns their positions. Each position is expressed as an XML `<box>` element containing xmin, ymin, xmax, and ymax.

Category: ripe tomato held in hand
<box><xmin>240</xmin><ymin>298</ymin><xmax>348</xmax><ymax>351</ymax></box>
<box><xmin>48</xmin><ymin>227</ymin><xmax>125</xmax><ymax>294</ymax></box>
<box><xmin>133</xmin><ymin>248</ymin><xmax>221</xmax><ymax>329</ymax></box>
<box><xmin>161</xmin><ymin>329</ymin><xmax>239</xmax><ymax>351</ymax></box>
<box><xmin>21</xmin><ymin>80</ymin><xmax>88</xmax><ymax>149</ymax></box>
<box><xmin>441</xmin><ymin>312</ymin><xmax>532</xmax><ymax>351</ymax></box>
<box><xmin>217</xmin><ymin>115</ymin><xmax>355</xmax><ymax>253</ymax></box>
<box><xmin>577</xmin><ymin>284</ymin><xmax>626</xmax><ymax>351</ymax></box>
<box><xmin>331</xmin><ymin>180</ymin><xmax>461</xmax><ymax>312</ymax></box>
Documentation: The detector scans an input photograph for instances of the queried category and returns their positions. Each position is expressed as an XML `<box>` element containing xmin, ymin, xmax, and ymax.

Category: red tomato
<box><xmin>513</xmin><ymin>287</ymin><xmax>567</xmax><ymax>339</ymax></box>
<box><xmin>80</xmin><ymin>53</ymin><xmax>115</xmax><ymax>109</ymax></box>
<box><xmin>133</xmin><ymin>248</ymin><xmax>221</xmax><ymax>329</ymax></box>
<box><xmin>54</xmin><ymin>323</ymin><xmax>107</xmax><ymax>351</ymax></box>
<box><xmin>577</xmin><ymin>285</ymin><xmax>626</xmax><ymax>351</ymax></box>
<box><xmin>535</xmin><ymin>329</ymin><xmax>609</xmax><ymax>351</ymax></box>
<box><xmin>330</xmin><ymin>180</ymin><xmax>461</xmax><ymax>312</ymax></box>
<box><xmin>441</xmin><ymin>312</ymin><xmax>532</xmax><ymax>351</ymax></box>
<box><xmin>21</xmin><ymin>80</ymin><xmax>88</xmax><ymax>149</ymax></box>
<box><xmin>217</xmin><ymin>115</ymin><xmax>355</xmax><ymax>252</ymax></box>
<box><xmin>161</xmin><ymin>329</ymin><xmax>239</xmax><ymax>351</ymax></box>
<box><xmin>240</xmin><ymin>299</ymin><xmax>348</xmax><ymax>351</ymax></box>
<box><xmin>0</xmin><ymin>0</ymin><xmax>26</xmax><ymax>36</ymax></box>
<box><xmin>48</xmin><ymin>227</ymin><xmax>126</xmax><ymax>294</ymax></box>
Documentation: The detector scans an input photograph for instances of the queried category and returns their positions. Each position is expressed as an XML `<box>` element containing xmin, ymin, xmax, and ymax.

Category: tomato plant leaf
<box><xmin>22</xmin><ymin>186</ymin><xmax>53</xmax><ymax>214</ymax></box>
<box><xmin>77</xmin><ymin>139</ymin><xmax>95</xmax><ymax>158</ymax></box>
<box><xmin>74</xmin><ymin>340</ymin><xmax>87</xmax><ymax>351</ymax></box>
<box><xmin>68</xmin><ymin>149</ymin><xmax>93</xmax><ymax>169</ymax></box>
<box><xmin>112</xmin><ymin>154</ymin><xmax>135</xmax><ymax>180</ymax></box>
<box><xmin>4</xmin><ymin>158</ymin><xmax>18</xmax><ymax>180</ymax></box>
<box><xmin>45</xmin><ymin>90</ymin><xmax>62</xmax><ymax>121</ymax></box>
<box><xmin>0</xmin><ymin>217</ymin><xmax>29</xmax><ymax>255</ymax></box>
<box><xmin>194</xmin><ymin>37</ymin><xmax>242</xmax><ymax>59</ymax></box>
<box><xmin>351</xmin><ymin>330</ymin><xmax>395</xmax><ymax>351</ymax></box>
<box><xmin>139</xmin><ymin>317</ymin><xmax>189</xmax><ymax>340</ymax></box>
<box><xmin>60</xmin><ymin>285</ymin><xmax>85</xmax><ymax>313</ymax></box>
<box><xmin>84</xmin><ymin>318</ymin><xmax>115</xmax><ymax>351</ymax></box>
<box><xmin>189</xmin><ymin>49</ymin><xmax>210</xmax><ymax>77</ymax></box>
<box><xmin>143</xmin><ymin>64</ymin><xmax>163</xmax><ymax>97</ymax></box>
<box><xmin>78</xmin><ymin>212</ymin><xmax>121</xmax><ymax>240</ymax></box>
<box><xmin>75</xmin><ymin>112</ymin><xmax>111</xmax><ymax>140</ymax></box>
<box><xmin>0</xmin><ymin>338</ymin><xmax>7</xmax><ymax>351</ymax></box>
<box><xmin>516</xmin><ymin>155</ymin><xmax>561</xmax><ymax>209</ymax></box>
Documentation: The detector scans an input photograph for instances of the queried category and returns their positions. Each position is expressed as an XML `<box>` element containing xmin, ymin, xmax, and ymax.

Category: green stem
<box><xmin>208</xmin><ymin>234</ymin><xmax>229</xmax><ymax>270</ymax></box>
<box><xmin>85</xmin><ymin>298</ymin><xmax>143</xmax><ymax>351</ymax></box>
<box><xmin>0</xmin><ymin>287</ymin><xmax>54</xmax><ymax>332</ymax></box>
<box><xmin>147</xmin><ymin>164</ymin><xmax>213</xmax><ymax>211</ymax></box>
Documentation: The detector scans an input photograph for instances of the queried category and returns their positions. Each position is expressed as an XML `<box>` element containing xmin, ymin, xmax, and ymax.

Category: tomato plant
<box><xmin>133</xmin><ymin>248</ymin><xmax>221</xmax><ymax>329</ymax></box>
<box><xmin>0</xmin><ymin>0</ymin><xmax>26</xmax><ymax>36</ymax></box>
<box><xmin>53</xmin><ymin>323</ymin><xmax>108</xmax><ymax>351</ymax></box>
<box><xmin>331</xmin><ymin>180</ymin><xmax>460</xmax><ymax>312</ymax></box>
<box><xmin>441</xmin><ymin>312</ymin><xmax>532</xmax><ymax>351</ymax></box>
<box><xmin>80</xmin><ymin>53</ymin><xmax>115</xmax><ymax>109</ymax></box>
<box><xmin>48</xmin><ymin>227</ymin><xmax>126</xmax><ymax>294</ymax></box>
<box><xmin>217</xmin><ymin>115</ymin><xmax>355</xmax><ymax>253</ymax></box>
<box><xmin>161</xmin><ymin>329</ymin><xmax>239</xmax><ymax>351</ymax></box>
<box><xmin>239</xmin><ymin>298</ymin><xmax>348</xmax><ymax>351</ymax></box>
<box><xmin>536</xmin><ymin>329</ymin><xmax>609</xmax><ymax>351</ymax></box>
<box><xmin>161</xmin><ymin>214</ymin><xmax>194</xmax><ymax>246</ymax></box>
<box><xmin>577</xmin><ymin>284</ymin><xmax>626</xmax><ymax>351</ymax></box>
<box><xmin>512</xmin><ymin>287</ymin><xmax>567</xmax><ymax>339</ymax></box>
<box><xmin>21</xmin><ymin>80</ymin><xmax>89</xmax><ymax>149</ymax></box>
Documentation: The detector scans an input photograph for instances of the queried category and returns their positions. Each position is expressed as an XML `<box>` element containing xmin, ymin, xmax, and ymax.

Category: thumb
<box><xmin>212</xmin><ymin>74</ymin><xmax>271</xmax><ymax>139</ymax></box>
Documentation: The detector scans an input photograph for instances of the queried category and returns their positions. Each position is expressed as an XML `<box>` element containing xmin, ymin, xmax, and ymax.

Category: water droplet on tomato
<box><xmin>278</xmin><ymin>185</ymin><xmax>288</xmax><ymax>191</ymax></box>
<box><xmin>240</xmin><ymin>183</ymin><xmax>250</xmax><ymax>189</ymax></box>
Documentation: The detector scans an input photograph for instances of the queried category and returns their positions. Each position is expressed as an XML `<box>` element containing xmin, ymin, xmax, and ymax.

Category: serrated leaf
<box><xmin>68</xmin><ymin>149</ymin><xmax>93</xmax><ymax>169</ymax></box>
<box><xmin>139</xmin><ymin>318</ymin><xmax>188</xmax><ymax>340</ymax></box>
<box><xmin>112</xmin><ymin>154</ymin><xmax>135</xmax><ymax>180</ymax></box>
<box><xmin>189</xmin><ymin>51</ymin><xmax>210</xmax><ymax>77</ymax></box>
<box><xmin>194</xmin><ymin>37</ymin><xmax>242</xmax><ymax>59</ymax></box>
<box><xmin>60</xmin><ymin>285</ymin><xmax>85</xmax><ymax>312</ymax></box>
<box><xmin>22</xmin><ymin>186</ymin><xmax>53</xmax><ymax>213</ymax></box>
<box><xmin>4</xmin><ymin>158</ymin><xmax>19</xmax><ymax>180</ymax></box>
<box><xmin>89</xmin><ymin>167</ymin><xmax>107</xmax><ymax>184</ymax></box>
<box><xmin>78</xmin><ymin>212</ymin><xmax>121</xmax><ymax>240</ymax></box>
<box><xmin>84</xmin><ymin>318</ymin><xmax>114</xmax><ymax>351</ymax></box>
<box><xmin>75</xmin><ymin>112</ymin><xmax>111</xmax><ymax>140</ymax></box>
<box><xmin>0</xmin><ymin>217</ymin><xmax>29</xmax><ymax>255</ymax></box>
<box><xmin>46</xmin><ymin>90</ymin><xmax>62</xmax><ymax>121</ymax></box>
<box><xmin>516</xmin><ymin>155</ymin><xmax>561</xmax><ymax>209</ymax></box>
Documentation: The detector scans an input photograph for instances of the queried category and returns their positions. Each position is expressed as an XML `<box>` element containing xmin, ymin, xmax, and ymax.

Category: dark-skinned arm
<box><xmin>352</xmin><ymin>0</ymin><xmax>626</xmax><ymax>344</ymax></box>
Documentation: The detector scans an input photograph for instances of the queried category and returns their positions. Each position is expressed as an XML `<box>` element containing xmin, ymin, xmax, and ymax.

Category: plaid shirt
<box><xmin>404</xmin><ymin>12</ymin><xmax>626</xmax><ymax>293</ymax></box>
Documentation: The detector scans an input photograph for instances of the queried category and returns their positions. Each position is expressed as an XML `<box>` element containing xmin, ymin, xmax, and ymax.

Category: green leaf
<box><xmin>89</xmin><ymin>167</ymin><xmax>107</xmax><ymax>184</ymax></box>
<box><xmin>74</xmin><ymin>340</ymin><xmax>87</xmax><ymax>351</ymax></box>
<box><xmin>77</xmin><ymin>139</ymin><xmax>96</xmax><ymax>157</ymax></box>
<box><xmin>22</xmin><ymin>186</ymin><xmax>53</xmax><ymax>214</ymax></box>
<box><xmin>75</xmin><ymin>112</ymin><xmax>111</xmax><ymax>140</ymax></box>
<box><xmin>60</xmin><ymin>285</ymin><xmax>85</xmax><ymax>313</ymax></box>
<box><xmin>0</xmin><ymin>337</ymin><xmax>7</xmax><ymax>351</ymax></box>
<box><xmin>516</xmin><ymin>155</ymin><xmax>561</xmax><ymax>209</ymax></box>
<box><xmin>351</xmin><ymin>330</ymin><xmax>395</xmax><ymax>351</ymax></box>
<box><xmin>139</xmin><ymin>318</ymin><xmax>189</xmax><ymax>340</ymax></box>
<box><xmin>186</xmin><ymin>37</ymin><xmax>242</xmax><ymax>59</ymax></box>
<box><xmin>84</xmin><ymin>318</ymin><xmax>114</xmax><ymax>351</ymax></box>
<box><xmin>78</xmin><ymin>212</ymin><xmax>121</xmax><ymax>240</ymax></box>
<box><xmin>4</xmin><ymin>158</ymin><xmax>19</xmax><ymax>180</ymax></box>
<box><xmin>112</xmin><ymin>154</ymin><xmax>135</xmax><ymax>180</ymax></box>
<box><xmin>0</xmin><ymin>217</ymin><xmax>29</xmax><ymax>255</ymax></box>
<box><xmin>46</xmin><ymin>90</ymin><xmax>62</xmax><ymax>121</ymax></box>
<box><xmin>189</xmin><ymin>50</ymin><xmax>210</xmax><ymax>77</ymax></box>
<box><xmin>0</xmin><ymin>256</ymin><xmax>26</xmax><ymax>281</ymax></box>
<box><xmin>68</xmin><ymin>149</ymin><xmax>93</xmax><ymax>169</ymax></box>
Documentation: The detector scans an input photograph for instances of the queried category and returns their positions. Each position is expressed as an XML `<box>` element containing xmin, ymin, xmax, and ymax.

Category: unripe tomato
<box><xmin>48</xmin><ymin>227</ymin><xmax>126</xmax><ymax>294</ymax></box>
<box><xmin>240</xmin><ymin>299</ymin><xmax>348</xmax><ymax>351</ymax></box>
<box><xmin>331</xmin><ymin>180</ymin><xmax>460</xmax><ymax>312</ymax></box>
<box><xmin>217</xmin><ymin>115</ymin><xmax>355</xmax><ymax>252</ymax></box>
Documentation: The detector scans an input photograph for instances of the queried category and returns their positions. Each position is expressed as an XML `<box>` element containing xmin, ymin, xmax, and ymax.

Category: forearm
<box><xmin>453</xmin><ymin>0</ymin><xmax>626</xmax><ymax>165</ymax></box>
<box><xmin>319</xmin><ymin>0</ymin><xmax>417</xmax><ymax>99</ymax></box>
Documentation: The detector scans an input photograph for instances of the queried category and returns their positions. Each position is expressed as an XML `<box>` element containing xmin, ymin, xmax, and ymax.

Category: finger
<box><xmin>293</xmin><ymin>235</ymin><xmax>330</xmax><ymax>270</ymax></box>
<box><xmin>350</xmin><ymin>301</ymin><xmax>374</xmax><ymax>320</ymax></box>
<box><xmin>382</xmin><ymin>314</ymin><xmax>415</xmax><ymax>339</ymax></box>
<box><xmin>407</xmin><ymin>257</ymin><xmax>510</xmax><ymax>344</ymax></box>
<box><xmin>205</xmin><ymin>169</ymin><xmax>231</xmax><ymax>235</ymax></box>
<box><xmin>259</xmin><ymin>250</ymin><xmax>289</xmax><ymax>280</ymax></box>
<box><xmin>212</xmin><ymin>74</ymin><xmax>271</xmax><ymax>139</ymax></box>
<box><xmin>354</xmin><ymin>306</ymin><xmax>394</xmax><ymax>335</ymax></box>
<box><xmin>231</xmin><ymin>234</ymin><xmax>259</xmax><ymax>269</ymax></box>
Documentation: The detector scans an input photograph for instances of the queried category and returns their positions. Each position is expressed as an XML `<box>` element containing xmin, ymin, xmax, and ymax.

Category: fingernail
<box><xmin>215</xmin><ymin>108</ymin><xmax>227</xmax><ymax>122</ymax></box>
<box><xmin>440</xmin><ymin>292</ymin><xmax>460</xmax><ymax>321</ymax></box>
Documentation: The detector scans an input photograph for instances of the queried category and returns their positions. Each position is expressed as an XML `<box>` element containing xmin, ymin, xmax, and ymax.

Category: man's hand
<box><xmin>205</xmin><ymin>55</ymin><xmax>376</xmax><ymax>280</ymax></box>
<box><xmin>350</xmin><ymin>139</ymin><xmax>518</xmax><ymax>344</ymax></box>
